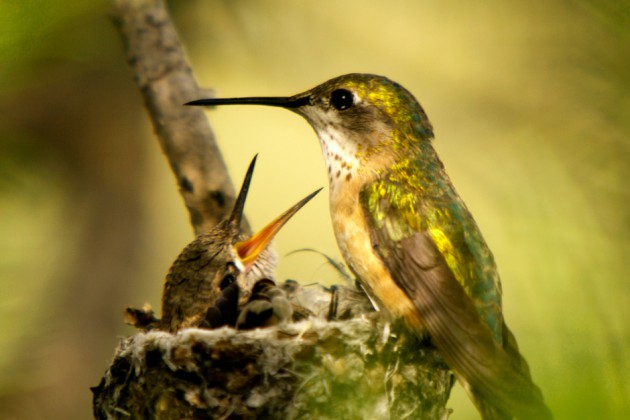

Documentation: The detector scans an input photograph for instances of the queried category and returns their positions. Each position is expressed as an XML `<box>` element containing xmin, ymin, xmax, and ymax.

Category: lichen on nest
<box><xmin>93</xmin><ymin>313</ymin><xmax>453</xmax><ymax>419</ymax></box>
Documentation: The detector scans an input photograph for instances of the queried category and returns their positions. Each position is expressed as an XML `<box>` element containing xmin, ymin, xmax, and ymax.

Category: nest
<box><xmin>93</xmin><ymin>303</ymin><xmax>454</xmax><ymax>419</ymax></box>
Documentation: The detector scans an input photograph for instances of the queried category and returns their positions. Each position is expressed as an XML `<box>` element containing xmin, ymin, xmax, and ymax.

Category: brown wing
<box><xmin>370</xmin><ymin>229</ymin><xmax>552</xmax><ymax>419</ymax></box>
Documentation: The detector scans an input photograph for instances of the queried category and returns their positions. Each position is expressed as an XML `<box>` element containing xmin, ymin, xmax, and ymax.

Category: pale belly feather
<box><xmin>330</xmin><ymin>189</ymin><xmax>420</xmax><ymax>327</ymax></box>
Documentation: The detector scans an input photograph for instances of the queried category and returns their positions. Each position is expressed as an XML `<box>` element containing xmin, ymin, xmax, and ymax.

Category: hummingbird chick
<box><xmin>160</xmin><ymin>155</ymin><xmax>321</xmax><ymax>333</ymax></box>
<box><xmin>236</xmin><ymin>278</ymin><xmax>293</xmax><ymax>329</ymax></box>
<box><xmin>188</xmin><ymin>74</ymin><xmax>553</xmax><ymax>419</ymax></box>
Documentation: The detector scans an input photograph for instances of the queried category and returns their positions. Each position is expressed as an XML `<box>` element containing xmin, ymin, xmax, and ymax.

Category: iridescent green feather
<box><xmin>362</xmin><ymin>144</ymin><xmax>504</xmax><ymax>343</ymax></box>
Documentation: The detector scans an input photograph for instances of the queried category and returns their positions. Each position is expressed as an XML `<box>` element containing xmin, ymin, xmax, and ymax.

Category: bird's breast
<box><xmin>329</xmin><ymin>188</ymin><xmax>421</xmax><ymax>328</ymax></box>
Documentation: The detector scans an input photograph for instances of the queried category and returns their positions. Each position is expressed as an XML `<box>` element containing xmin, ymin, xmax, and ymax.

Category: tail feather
<box><xmin>377</xmin><ymin>232</ymin><xmax>553</xmax><ymax>419</ymax></box>
<box><xmin>458</xmin><ymin>321</ymin><xmax>552</xmax><ymax>420</ymax></box>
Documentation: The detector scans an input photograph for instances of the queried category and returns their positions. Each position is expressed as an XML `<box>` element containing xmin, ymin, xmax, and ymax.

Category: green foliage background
<box><xmin>1</xmin><ymin>1</ymin><xmax>628</xmax><ymax>418</ymax></box>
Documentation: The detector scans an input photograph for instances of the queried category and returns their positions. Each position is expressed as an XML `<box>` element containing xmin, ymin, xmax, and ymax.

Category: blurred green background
<box><xmin>1</xmin><ymin>0</ymin><xmax>628</xmax><ymax>418</ymax></box>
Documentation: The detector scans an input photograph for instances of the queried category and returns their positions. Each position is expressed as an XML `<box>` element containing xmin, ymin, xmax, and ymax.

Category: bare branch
<box><xmin>110</xmin><ymin>0</ymin><xmax>249</xmax><ymax>235</ymax></box>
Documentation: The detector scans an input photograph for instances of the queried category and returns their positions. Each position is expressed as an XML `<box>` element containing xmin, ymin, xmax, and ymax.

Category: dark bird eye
<box><xmin>220</xmin><ymin>273</ymin><xmax>236</xmax><ymax>290</ymax></box>
<box><xmin>330</xmin><ymin>89</ymin><xmax>354</xmax><ymax>111</ymax></box>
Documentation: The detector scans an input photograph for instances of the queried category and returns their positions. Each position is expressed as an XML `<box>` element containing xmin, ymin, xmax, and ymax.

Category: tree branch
<box><xmin>110</xmin><ymin>0</ymin><xmax>248</xmax><ymax>235</ymax></box>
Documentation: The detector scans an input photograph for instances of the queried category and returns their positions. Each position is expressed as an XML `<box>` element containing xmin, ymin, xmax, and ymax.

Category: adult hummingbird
<box><xmin>187</xmin><ymin>74</ymin><xmax>552</xmax><ymax>419</ymax></box>
<box><xmin>160</xmin><ymin>155</ymin><xmax>320</xmax><ymax>332</ymax></box>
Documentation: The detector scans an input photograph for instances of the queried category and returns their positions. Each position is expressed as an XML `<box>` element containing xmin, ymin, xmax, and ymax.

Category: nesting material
<box><xmin>93</xmin><ymin>312</ymin><xmax>453</xmax><ymax>419</ymax></box>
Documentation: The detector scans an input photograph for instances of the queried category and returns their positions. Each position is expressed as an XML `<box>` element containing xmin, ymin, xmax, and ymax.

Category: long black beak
<box><xmin>186</xmin><ymin>96</ymin><xmax>310</xmax><ymax>109</ymax></box>
<box><xmin>229</xmin><ymin>154</ymin><xmax>258</xmax><ymax>227</ymax></box>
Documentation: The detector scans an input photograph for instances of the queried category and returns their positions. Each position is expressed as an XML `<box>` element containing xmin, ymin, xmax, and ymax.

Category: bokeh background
<box><xmin>1</xmin><ymin>1</ymin><xmax>628</xmax><ymax>418</ymax></box>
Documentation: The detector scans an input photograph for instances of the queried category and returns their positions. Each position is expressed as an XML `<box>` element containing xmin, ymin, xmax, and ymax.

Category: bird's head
<box><xmin>187</xmin><ymin>74</ymin><xmax>434</xmax><ymax>190</ymax></box>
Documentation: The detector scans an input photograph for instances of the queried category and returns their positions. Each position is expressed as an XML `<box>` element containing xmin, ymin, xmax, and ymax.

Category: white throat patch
<box><xmin>315</xmin><ymin>126</ymin><xmax>360</xmax><ymax>193</ymax></box>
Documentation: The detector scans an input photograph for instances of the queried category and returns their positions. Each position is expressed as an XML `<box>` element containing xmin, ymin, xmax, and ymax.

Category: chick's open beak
<box><xmin>235</xmin><ymin>188</ymin><xmax>322</xmax><ymax>270</ymax></box>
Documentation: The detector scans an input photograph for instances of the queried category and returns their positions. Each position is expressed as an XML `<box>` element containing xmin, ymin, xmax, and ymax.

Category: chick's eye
<box><xmin>220</xmin><ymin>262</ymin><xmax>239</xmax><ymax>290</ymax></box>
<box><xmin>220</xmin><ymin>273</ymin><xmax>235</xmax><ymax>290</ymax></box>
<box><xmin>330</xmin><ymin>89</ymin><xmax>354</xmax><ymax>111</ymax></box>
